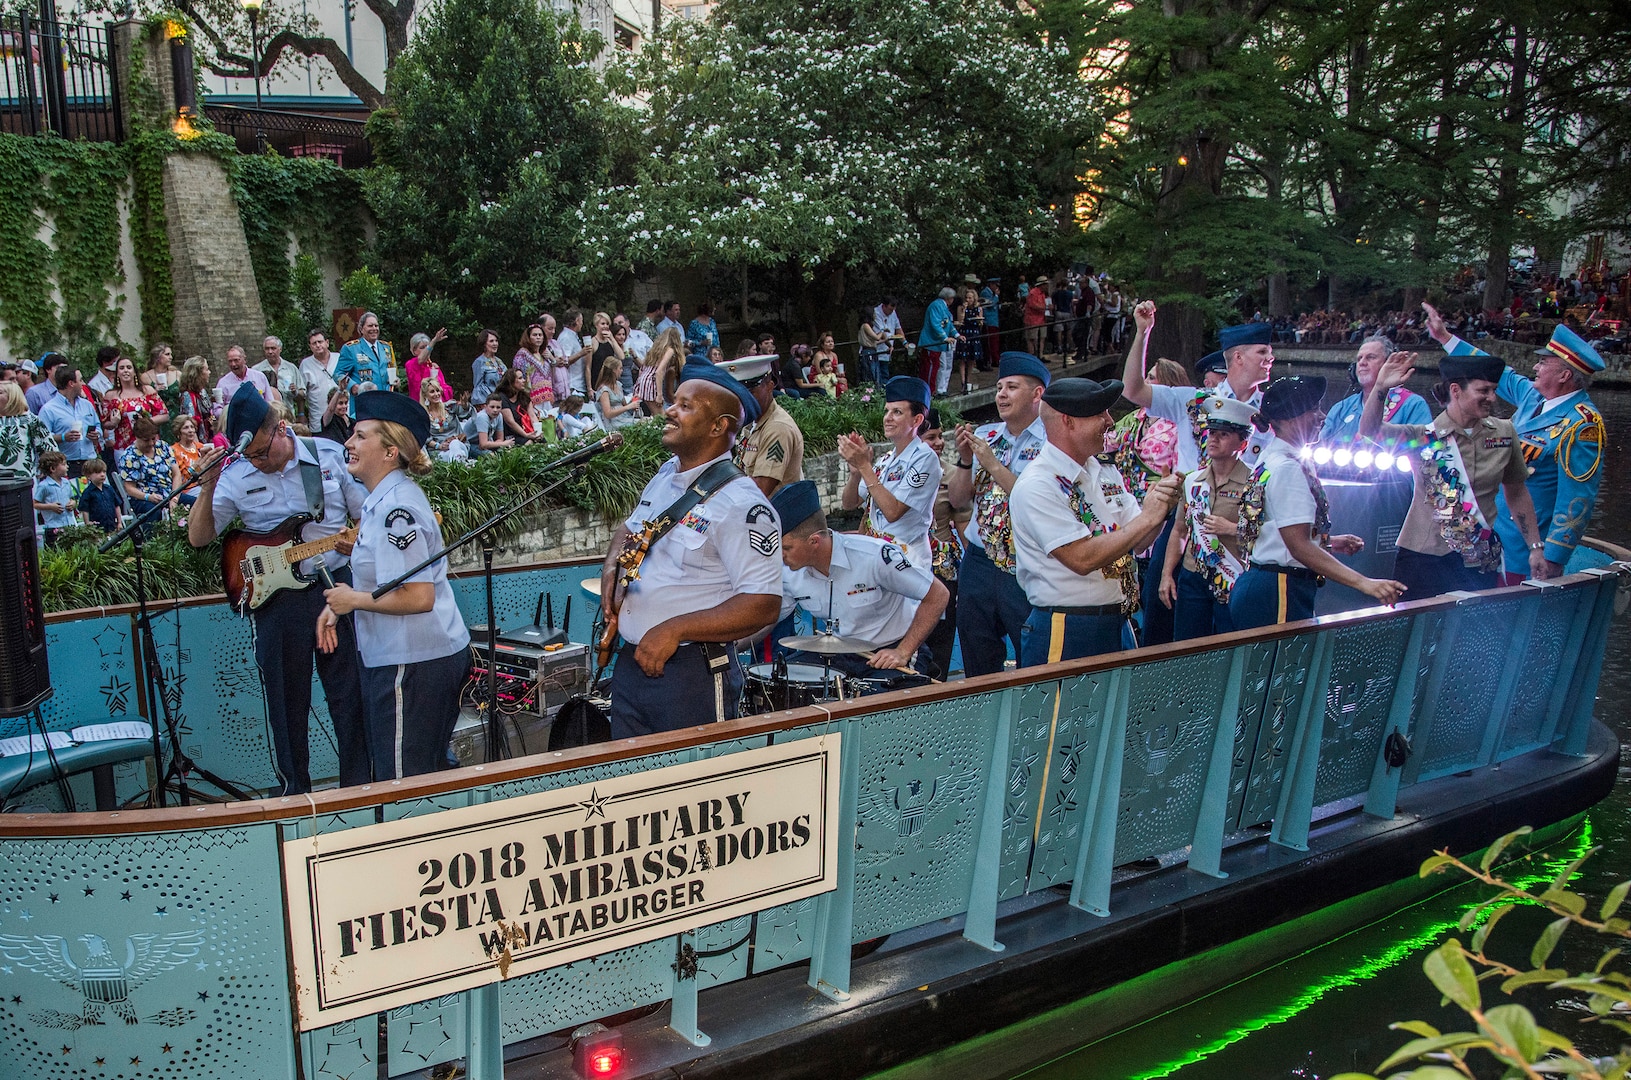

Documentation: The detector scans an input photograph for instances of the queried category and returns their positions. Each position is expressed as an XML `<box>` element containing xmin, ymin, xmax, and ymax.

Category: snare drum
<box><xmin>744</xmin><ymin>662</ymin><xmax>842</xmax><ymax>713</ymax></box>
<box><xmin>847</xmin><ymin>670</ymin><xmax>933</xmax><ymax>697</ymax></box>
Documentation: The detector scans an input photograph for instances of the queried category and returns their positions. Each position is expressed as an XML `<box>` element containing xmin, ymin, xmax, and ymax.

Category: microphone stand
<box><xmin>100</xmin><ymin>448</ymin><xmax>253</xmax><ymax>807</ymax></box>
<box><xmin>371</xmin><ymin>462</ymin><xmax>588</xmax><ymax>764</ymax></box>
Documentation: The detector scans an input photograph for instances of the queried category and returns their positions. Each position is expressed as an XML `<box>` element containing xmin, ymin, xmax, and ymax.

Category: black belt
<box><xmin>1249</xmin><ymin>561</ymin><xmax>1325</xmax><ymax>584</ymax></box>
<box><xmin>1039</xmin><ymin>603</ymin><xmax>1124</xmax><ymax>617</ymax></box>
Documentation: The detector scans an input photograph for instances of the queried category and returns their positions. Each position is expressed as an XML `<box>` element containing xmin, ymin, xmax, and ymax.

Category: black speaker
<box><xmin>0</xmin><ymin>479</ymin><xmax>50</xmax><ymax>715</ymax></box>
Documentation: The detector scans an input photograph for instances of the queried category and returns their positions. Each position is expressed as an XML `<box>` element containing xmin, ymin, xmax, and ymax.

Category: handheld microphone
<box><xmin>541</xmin><ymin>431</ymin><xmax>624</xmax><ymax>472</ymax></box>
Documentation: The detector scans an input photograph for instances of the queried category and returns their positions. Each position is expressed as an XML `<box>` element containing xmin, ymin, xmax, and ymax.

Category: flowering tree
<box><xmin>587</xmin><ymin>0</ymin><xmax>1099</xmax><ymax>331</ymax></box>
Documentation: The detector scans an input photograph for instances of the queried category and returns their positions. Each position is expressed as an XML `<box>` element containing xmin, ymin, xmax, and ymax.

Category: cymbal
<box><xmin>778</xmin><ymin>633</ymin><xmax>873</xmax><ymax>655</ymax></box>
<box><xmin>580</xmin><ymin>577</ymin><xmax>601</xmax><ymax>596</ymax></box>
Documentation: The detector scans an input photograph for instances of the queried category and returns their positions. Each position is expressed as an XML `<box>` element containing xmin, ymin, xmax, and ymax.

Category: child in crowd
<box><xmin>530</xmin><ymin>386</ymin><xmax>561</xmax><ymax>444</ymax></box>
<box><xmin>34</xmin><ymin>450</ymin><xmax>75</xmax><ymax>546</ymax></box>
<box><xmin>557</xmin><ymin>395</ymin><xmax>594</xmax><ymax>438</ymax></box>
<box><xmin>77</xmin><ymin>457</ymin><xmax>121</xmax><ymax>532</ymax></box>
<box><xmin>464</xmin><ymin>394</ymin><xmax>513</xmax><ymax>458</ymax></box>
<box><xmin>812</xmin><ymin>353</ymin><xmax>847</xmax><ymax>397</ymax></box>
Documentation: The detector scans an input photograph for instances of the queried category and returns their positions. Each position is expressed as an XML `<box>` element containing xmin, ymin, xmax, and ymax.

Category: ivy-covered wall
<box><xmin>0</xmin><ymin>129</ymin><xmax>369</xmax><ymax>366</ymax></box>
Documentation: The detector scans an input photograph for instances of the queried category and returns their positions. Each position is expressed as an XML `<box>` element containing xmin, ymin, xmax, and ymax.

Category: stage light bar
<box><xmin>1353</xmin><ymin>449</ymin><xmax>1374</xmax><ymax>470</ymax></box>
<box><xmin>1397</xmin><ymin>455</ymin><xmax>1412</xmax><ymax>473</ymax></box>
<box><xmin>1332</xmin><ymin>448</ymin><xmax>1352</xmax><ymax>467</ymax></box>
<box><xmin>1375</xmin><ymin>451</ymin><xmax>1394</xmax><ymax>471</ymax></box>
<box><xmin>1312</xmin><ymin>447</ymin><xmax>1332</xmax><ymax>465</ymax></box>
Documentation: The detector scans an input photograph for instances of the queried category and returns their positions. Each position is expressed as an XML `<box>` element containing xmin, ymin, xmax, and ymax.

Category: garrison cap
<box><xmin>355</xmin><ymin>389</ymin><xmax>432</xmax><ymax>447</ymax></box>
<box><xmin>885</xmin><ymin>376</ymin><xmax>930</xmax><ymax>410</ymax></box>
<box><xmin>679</xmin><ymin>360</ymin><xmax>760</xmax><ymax>424</ymax></box>
<box><xmin>1439</xmin><ymin>354</ymin><xmax>1504</xmax><ymax>384</ymax></box>
<box><xmin>1537</xmin><ymin>324</ymin><xmax>1605</xmax><ymax>376</ymax></box>
<box><xmin>998</xmin><ymin>351</ymin><xmax>1050</xmax><ymax>386</ymax></box>
<box><xmin>224</xmin><ymin>382</ymin><xmax>270</xmax><ymax>447</ymax></box>
<box><xmin>1219</xmin><ymin>323</ymin><xmax>1273</xmax><ymax>351</ymax></box>
<box><xmin>1256</xmin><ymin>376</ymin><xmax>1326</xmax><ymax>422</ymax></box>
<box><xmin>770</xmin><ymin>479</ymin><xmax>822</xmax><ymax>532</ymax></box>
<box><xmin>1042</xmin><ymin>377</ymin><xmax>1122</xmax><ymax>417</ymax></box>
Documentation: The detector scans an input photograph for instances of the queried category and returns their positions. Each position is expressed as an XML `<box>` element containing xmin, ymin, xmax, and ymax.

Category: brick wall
<box><xmin>162</xmin><ymin>153</ymin><xmax>267</xmax><ymax>362</ymax></box>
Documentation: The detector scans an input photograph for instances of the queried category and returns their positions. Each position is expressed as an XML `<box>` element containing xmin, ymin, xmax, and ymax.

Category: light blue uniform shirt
<box><xmin>857</xmin><ymin>437</ymin><xmax>942</xmax><ymax>560</ymax></box>
<box><xmin>962</xmin><ymin>416</ymin><xmax>1046</xmax><ymax>551</ymax></box>
<box><xmin>779</xmin><ymin>532</ymin><xmax>934</xmax><ymax>647</ymax></box>
<box><xmin>349</xmin><ymin>468</ymin><xmax>470</xmax><ymax>667</ymax></box>
<box><xmin>1320</xmin><ymin>389</ymin><xmax>1432</xmax><ymax>444</ymax></box>
<box><xmin>210</xmin><ymin>436</ymin><xmax>367</xmax><ymax>574</ymax></box>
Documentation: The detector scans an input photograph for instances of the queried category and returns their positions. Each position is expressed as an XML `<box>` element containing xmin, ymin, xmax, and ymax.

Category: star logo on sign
<box><xmin>579</xmin><ymin>788</ymin><xmax>610</xmax><ymax>821</ymax></box>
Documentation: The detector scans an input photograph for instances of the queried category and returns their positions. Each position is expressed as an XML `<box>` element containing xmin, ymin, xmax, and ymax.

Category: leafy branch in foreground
<box><xmin>1332</xmin><ymin>826</ymin><xmax>1631</xmax><ymax>1080</ymax></box>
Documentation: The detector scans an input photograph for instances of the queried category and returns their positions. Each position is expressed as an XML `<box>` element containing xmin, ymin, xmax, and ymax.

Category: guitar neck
<box><xmin>285</xmin><ymin>533</ymin><xmax>343</xmax><ymax>564</ymax></box>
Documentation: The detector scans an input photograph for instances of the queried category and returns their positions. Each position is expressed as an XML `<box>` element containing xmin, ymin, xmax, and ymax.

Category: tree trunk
<box><xmin>1267</xmin><ymin>271</ymin><xmax>1290</xmax><ymax>317</ymax></box>
<box><xmin>1482</xmin><ymin>20</ymin><xmax>1530</xmax><ymax>314</ymax></box>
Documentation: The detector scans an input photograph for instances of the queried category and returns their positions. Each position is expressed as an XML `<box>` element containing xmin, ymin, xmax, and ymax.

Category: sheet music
<box><xmin>70</xmin><ymin>721</ymin><xmax>155</xmax><ymax>743</ymax></box>
<box><xmin>0</xmin><ymin>731</ymin><xmax>74</xmax><ymax>757</ymax></box>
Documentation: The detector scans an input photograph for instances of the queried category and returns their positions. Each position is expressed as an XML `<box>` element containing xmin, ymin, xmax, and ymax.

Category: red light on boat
<box><xmin>572</xmin><ymin>1024</ymin><xmax>624</xmax><ymax>1078</ymax></box>
<box><xmin>590</xmin><ymin>1047</ymin><xmax>621</xmax><ymax>1074</ymax></box>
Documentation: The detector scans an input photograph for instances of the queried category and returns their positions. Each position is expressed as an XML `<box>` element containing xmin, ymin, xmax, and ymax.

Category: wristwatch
<box><xmin>1529</xmin><ymin>542</ymin><xmax>1544</xmax><ymax>551</ymax></box>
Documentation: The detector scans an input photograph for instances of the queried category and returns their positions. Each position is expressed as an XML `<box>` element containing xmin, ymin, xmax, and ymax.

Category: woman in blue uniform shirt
<box><xmin>317</xmin><ymin>392</ymin><xmax>471</xmax><ymax>779</ymax></box>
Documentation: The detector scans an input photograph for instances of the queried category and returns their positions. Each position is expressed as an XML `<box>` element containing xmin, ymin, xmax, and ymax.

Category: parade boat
<box><xmin>0</xmin><ymin>539</ymin><xmax>1624</xmax><ymax>1080</ymax></box>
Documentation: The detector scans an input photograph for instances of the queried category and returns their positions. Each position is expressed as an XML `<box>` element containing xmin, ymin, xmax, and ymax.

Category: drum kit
<box><xmin>581</xmin><ymin>578</ymin><xmax>932</xmax><ymax>717</ymax></box>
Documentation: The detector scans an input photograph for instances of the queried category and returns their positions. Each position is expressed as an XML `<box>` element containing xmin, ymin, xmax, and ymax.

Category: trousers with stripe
<box><xmin>1019</xmin><ymin>609</ymin><xmax>1128</xmax><ymax>667</ymax></box>
<box><xmin>610</xmin><ymin>642</ymin><xmax>743</xmax><ymax>740</ymax></box>
<box><xmin>1227</xmin><ymin>567</ymin><xmax>1317</xmax><ymax>631</ymax></box>
<box><xmin>358</xmin><ymin>649</ymin><xmax>468</xmax><ymax>780</ymax></box>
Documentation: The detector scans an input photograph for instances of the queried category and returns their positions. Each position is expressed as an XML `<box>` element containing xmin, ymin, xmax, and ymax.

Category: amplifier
<box><xmin>450</xmin><ymin>707</ymin><xmax>555</xmax><ymax>764</ymax></box>
<box><xmin>466</xmin><ymin>634</ymin><xmax>590</xmax><ymax>715</ymax></box>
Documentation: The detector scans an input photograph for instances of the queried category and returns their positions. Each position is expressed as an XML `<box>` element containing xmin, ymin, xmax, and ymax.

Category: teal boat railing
<box><xmin>0</xmin><ymin>553</ymin><xmax>1625</xmax><ymax>1080</ymax></box>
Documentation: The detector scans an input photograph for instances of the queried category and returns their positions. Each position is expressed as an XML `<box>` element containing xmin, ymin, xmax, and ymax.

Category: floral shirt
<box><xmin>101</xmin><ymin>393</ymin><xmax>165</xmax><ymax>452</ymax></box>
<box><xmin>0</xmin><ymin>413</ymin><xmax>58</xmax><ymax>481</ymax></box>
<box><xmin>118</xmin><ymin>442</ymin><xmax>177</xmax><ymax>502</ymax></box>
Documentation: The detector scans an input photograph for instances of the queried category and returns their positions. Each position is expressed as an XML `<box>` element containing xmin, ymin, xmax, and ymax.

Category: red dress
<box><xmin>101</xmin><ymin>392</ymin><xmax>166</xmax><ymax>451</ymax></box>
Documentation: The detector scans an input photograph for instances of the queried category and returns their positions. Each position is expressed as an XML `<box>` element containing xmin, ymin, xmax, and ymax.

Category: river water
<box><xmin>969</xmin><ymin>380</ymin><xmax>1631</xmax><ymax>1079</ymax></box>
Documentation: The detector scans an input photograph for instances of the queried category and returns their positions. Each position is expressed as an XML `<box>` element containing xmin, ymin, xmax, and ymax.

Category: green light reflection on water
<box><xmin>1118</xmin><ymin>816</ymin><xmax>1596</xmax><ymax>1080</ymax></box>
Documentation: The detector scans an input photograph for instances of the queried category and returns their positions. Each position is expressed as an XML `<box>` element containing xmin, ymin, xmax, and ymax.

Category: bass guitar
<box><xmin>221</xmin><ymin>514</ymin><xmax>357</xmax><ymax>611</ymax></box>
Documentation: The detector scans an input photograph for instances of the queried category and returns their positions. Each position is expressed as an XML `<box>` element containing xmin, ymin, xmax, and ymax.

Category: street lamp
<box><xmin>240</xmin><ymin>0</ymin><xmax>265</xmax><ymax>150</ymax></box>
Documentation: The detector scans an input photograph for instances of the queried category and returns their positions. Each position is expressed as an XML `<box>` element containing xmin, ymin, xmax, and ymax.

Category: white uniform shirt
<box><xmin>555</xmin><ymin>328</ymin><xmax>586</xmax><ymax>395</ymax></box>
<box><xmin>616</xmin><ymin>453</ymin><xmax>783</xmax><ymax>646</ymax></box>
<box><xmin>300</xmin><ymin>352</ymin><xmax>342</xmax><ymax>422</ymax></box>
<box><xmin>1010</xmin><ymin>442</ymin><xmax>1140</xmax><ymax>608</ymax></box>
<box><xmin>348</xmin><ymin>468</ymin><xmax>471</xmax><ymax>667</ymax></box>
<box><xmin>1245</xmin><ymin>442</ymin><xmax>1318</xmax><ymax>569</ymax></box>
<box><xmin>962</xmin><ymin>415</ymin><xmax>1047</xmax><ymax>551</ymax></box>
<box><xmin>1147</xmin><ymin>383</ymin><xmax>1270</xmax><ymax>474</ymax></box>
<box><xmin>87</xmin><ymin>368</ymin><xmax>115</xmax><ymax>395</ymax></box>
<box><xmin>210</xmin><ymin>436</ymin><xmax>366</xmax><ymax>574</ymax></box>
<box><xmin>778</xmin><ymin>532</ymin><xmax>934</xmax><ymax>648</ymax></box>
<box><xmin>856</xmin><ymin>436</ymin><xmax>941</xmax><ymax>559</ymax></box>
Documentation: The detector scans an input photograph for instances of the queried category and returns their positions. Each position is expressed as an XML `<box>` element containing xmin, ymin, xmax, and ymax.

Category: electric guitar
<box><xmin>221</xmin><ymin>515</ymin><xmax>357</xmax><ymax>611</ymax></box>
<box><xmin>596</xmin><ymin>517</ymin><xmax>670</xmax><ymax>668</ymax></box>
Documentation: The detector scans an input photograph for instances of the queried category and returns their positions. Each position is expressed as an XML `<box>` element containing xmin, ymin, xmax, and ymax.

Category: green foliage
<box><xmin>39</xmin><ymin>522</ymin><xmax>223</xmax><ymax>612</ymax></box>
<box><xmin>290</xmin><ymin>254</ymin><xmax>327</xmax><ymax>330</ymax></box>
<box><xmin>1336</xmin><ymin>829</ymin><xmax>1631</xmax><ymax>1080</ymax></box>
<box><xmin>125</xmin><ymin>130</ymin><xmax>177</xmax><ymax>348</ymax></box>
<box><xmin>229</xmin><ymin>153</ymin><xmax>367</xmax><ymax>344</ymax></box>
<box><xmin>592</xmin><ymin>0</ymin><xmax>1096</xmax><ymax>289</ymax></box>
<box><xmin>0</xmin><ymin>134</ymin><xmax>129</xmax><ymax>360</ymax></box>
<box><xmin>363</xmin><ymin>0</ymin><xmax>609</xmax><ymax>329</ymax></box>
<box><xmin>337</xmin><ymin>266</ymin><xmax>386</xmax><ymax>311</ymax></box>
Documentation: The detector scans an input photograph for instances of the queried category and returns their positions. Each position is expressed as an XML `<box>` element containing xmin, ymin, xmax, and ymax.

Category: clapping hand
<box><xmin>837</xmin><ymin>432</ymin><xmax>873</xmax><ymax>469</ymax></box>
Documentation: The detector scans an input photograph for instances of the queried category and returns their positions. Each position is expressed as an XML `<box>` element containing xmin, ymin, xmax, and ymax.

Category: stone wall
<box><xmin>446</xmin><ymin>449</ymin><xmax>853</xmax><ymax>572</ymax></box>
<box><xmin>161</xmin><ymin>152</ymin><xmax>267</xmax><ymax>361</ymax></box>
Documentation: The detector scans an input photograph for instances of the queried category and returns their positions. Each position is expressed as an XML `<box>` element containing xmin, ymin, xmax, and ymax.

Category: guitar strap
<box><xmin>297</xmin><ymin>437</ymin><xmax>325</xmax><ymax>521</ymax></box>
<box><xmin>619</xmin><ymin>459</ymin><xmax>745</xmax><ymax>585</ymax></box>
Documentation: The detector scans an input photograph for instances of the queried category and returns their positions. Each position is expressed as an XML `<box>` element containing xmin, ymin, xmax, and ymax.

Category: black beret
<box><xmin>1439</xmin><ymin>354</ymin><xmax>1504</xmax><ymax>384</ymax></box>
<box><xmin>355</xmin><ymin>390</ymin><xmax>432</xmax><ymax>448</ymax></box>
<box><xmin>1256</xmin><ymin>376</ymin><xmax>1327</xmax><ymax>423</ymax></box>
<box><xmin>1042</xmin><ymin>377</ymin><xmax>1123</xmax><ymax>418</ymax></box>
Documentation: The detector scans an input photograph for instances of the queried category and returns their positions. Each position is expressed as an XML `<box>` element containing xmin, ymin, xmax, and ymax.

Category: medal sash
<box><xmin>1184</xmin><ymin>471</ymin><xmax>1245</xmax><ymax>604</ymax></box>
<box><xmin>1426</xmin><ymin>433</ymin><xmax>1501</xmax><ymax>571</ymax></box>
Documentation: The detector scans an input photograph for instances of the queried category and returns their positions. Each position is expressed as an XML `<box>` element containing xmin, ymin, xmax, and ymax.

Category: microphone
<box><xmin>541</xmin><ymin>432</ymin><xmax>623</xmax><ymax>472</ymax></box>
<box><xmin>234</xmin><ymin>429</ymin><xmax>255</xmax><ymax>454</ymax></box>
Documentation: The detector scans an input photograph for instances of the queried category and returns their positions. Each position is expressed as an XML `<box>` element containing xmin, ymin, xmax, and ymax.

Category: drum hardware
<box><xmin>744</xmin><ymin>661</ymin><xmax>845</xmax><ymax>713</ymax></box>
<box><xmin>777</xmin><ymin>633</ymin><xmax>873</xmax><ymax>655</ymax></box>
